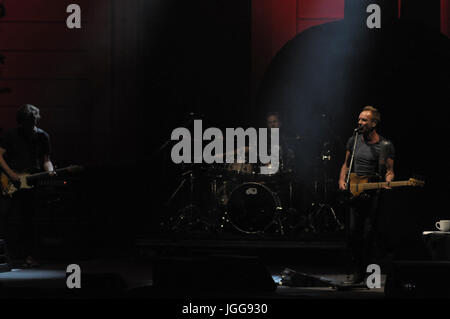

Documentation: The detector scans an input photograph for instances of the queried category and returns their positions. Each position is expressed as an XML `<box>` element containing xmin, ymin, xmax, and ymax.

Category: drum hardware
<box><xmin>166</xmin><ymin>168</ymin><xmax>211</xmax><ymax>233</ymax></box>
<box><xmin>263</xmin><ymin>169</ymin><xmax>306</xmax><ymax>235</ymax></box>
<box><xmin>206</xmin><ymin>171</ymin><xmax>232</xmax><ymax>233</ymax></box>
<box><xmin>272</xmin><ymin>176</ymin><xmax>303</xmax><ymax>235</ymax></box>
<box><xmin>262</xmin><ymin>206</ymin><xmax>285</xmax><ymax>236</ymax></box>
<box><xmin>157</xmin><ymin>115</ymin><xmax>306</xmax><ymax>236</ymax></box>
<box><xmin>308</xmin><ymin>202</ymin><xmax>342</xmax><ymax>233</ymax></box>
<box><xmin>225</xmin><ymin>162</ymin><xmax>257</xmax><ymax>179</ymax></box>
<box><xmin>307</xmin><ymin>141</ymin><xmax>344</xmax><ymax>233</ymax></box>
<box><xmin>213</xmin><ymin>160</ymin><xmax>303</xmax><ymax>236</ymax></box>
<box><xmin>155</xmin><ymin>112</ymin><xmax>210</xmax><ymax>233</ymax></box>
<box><xmin>285</xmin><ymin>176</ymin><xmax>298</xmax><ymax>219</ymax></box>
<box><xmin>153</xmin><ymin>112</ymin><xmax>201</xmax><ymax>157</ymax></box>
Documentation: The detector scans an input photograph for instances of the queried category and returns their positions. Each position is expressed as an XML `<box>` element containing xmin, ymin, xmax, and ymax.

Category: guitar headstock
<box><xmin>66</xmin><ymin>165</ymin><xmax>84</xmax><ymax>173</ymax></box>
<box><xmin>408</xmin><ymin>178</ymin><xmax>425</xmax><ymax>187</ymax></box>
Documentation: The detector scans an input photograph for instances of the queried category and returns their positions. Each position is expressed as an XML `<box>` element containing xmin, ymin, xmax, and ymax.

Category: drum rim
<box><xmin>225</xmin><ymin>181</ymin><xmax>282</xmax><ymax>234</ymax></box>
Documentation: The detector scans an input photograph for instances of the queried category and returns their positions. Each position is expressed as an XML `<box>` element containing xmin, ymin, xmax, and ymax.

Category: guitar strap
<box><xmin>378</xmin><ymin>139</ymin><xmax>391</xmax><ymax>181</ymax></box>
<box><xmin>31</xmin><ymin>130</ymin><xmax>41</xmax><ymax>170</ymax></box>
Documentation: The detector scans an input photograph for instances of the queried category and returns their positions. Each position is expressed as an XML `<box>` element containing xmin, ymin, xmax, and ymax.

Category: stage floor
<box><xmin>0</xmin><ymin>257</ymin><xmax>385</xmax><ymax>300</ymax></box>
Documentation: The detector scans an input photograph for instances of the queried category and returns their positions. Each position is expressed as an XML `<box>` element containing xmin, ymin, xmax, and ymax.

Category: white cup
<box><xmin>435</xmin><ymin>220</ymin><xmax>450</xmax><ymax>232</ymax></box>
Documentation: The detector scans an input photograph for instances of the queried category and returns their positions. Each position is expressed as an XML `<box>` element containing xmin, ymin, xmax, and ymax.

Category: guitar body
<box><xmin>348</xmin><ymin>173</ymin><xmax>370</xmax><ymax>198</ymax></box>
<box><xmin>0</xmin><ymin>172</ymin><xmax>33</xmax><ymax>196</ymax></box>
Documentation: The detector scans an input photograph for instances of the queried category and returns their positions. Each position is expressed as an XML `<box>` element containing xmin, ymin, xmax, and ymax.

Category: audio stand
<box><xmin>263</xmin><ymin>174</ymin><xmax>298</xmax><ymax>237</ymax></box>
<box><xmin>153</xmin><ymin>112</ymin><xmax>200</xmax><ymax>156</ymax></box>
<box><xmin>281</xmin><ymin>177</ymin><xmax>307</xmax><ymax>235</ymax></box>
<box><xmin>166</xmin><ymin>169</ymin><xmax>208</xmax><ymax>233</ymax></box>
<box><xmin>345</xmin><ymin>129</ymin><xmax>359</xmax><ymax>188</ymax></box>
<box><xmin>307</xmin><ymin>142</ymin><xmax>343</xmax><ymax>233</ymax></box>
<box><xmin>263</xmin><ymin>206</ymin><xmax>285</xmax><ymax>236</ymax></box>
<box><xmin>342</xmin><ymin>128</ymin><xmax>361</xmax><ymax>286</ymax></box>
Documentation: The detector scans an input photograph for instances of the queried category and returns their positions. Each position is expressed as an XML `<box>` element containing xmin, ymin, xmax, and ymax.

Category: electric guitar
<box><xmin>0</xmin><ymin>165</ymin><xmax>83</xmax><ymax>197</ymax></box>
<box><xmin>347</xmin><ymin>173</ymin><xmax>425</xmax><ymax>199</ymax></box>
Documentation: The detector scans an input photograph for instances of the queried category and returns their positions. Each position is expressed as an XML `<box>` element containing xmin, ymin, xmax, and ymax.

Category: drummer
<box><xmin>212</xmin><ymin>113</ymin><xmax>295</xmax><ymax>175</ymax></box>
<box><xmin>265</xmin><ymin>112</ymin><xmax>295</xmax><ymax>173</ymax></box>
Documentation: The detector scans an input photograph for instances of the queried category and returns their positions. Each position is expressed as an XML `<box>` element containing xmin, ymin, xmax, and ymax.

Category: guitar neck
<box><xmin>361</xmin><ymin>180</ymin><xmax>410</xmax><ymax>191</ymax></box>
<box><xmin>27</xmin><ymin>167</ymin><xmax>68</xmax><ymax>181</ymax></box>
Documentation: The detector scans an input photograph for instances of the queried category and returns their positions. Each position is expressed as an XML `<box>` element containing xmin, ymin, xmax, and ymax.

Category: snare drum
<box><xmin>226</xmin><ymin>163</ymin><xmax>255</xmax><ymax>176</ymax></box>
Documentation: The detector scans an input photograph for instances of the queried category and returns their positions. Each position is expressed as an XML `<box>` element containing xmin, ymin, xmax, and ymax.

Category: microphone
<box><xmin>354</xmin><ymin>126</ymin><xmax>362</xmax><ymax>133</ymax></box>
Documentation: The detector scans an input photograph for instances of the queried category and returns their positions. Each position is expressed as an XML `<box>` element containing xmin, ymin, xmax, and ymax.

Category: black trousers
<box><xmin>0</xmin><ymin>190</ymin><xmax>36</xmax><ymax>259</ymax></box>
<box><xmin>346</xmin><ymin>190</ymin><xmax>381</xmax><ymax>276</ymax></box>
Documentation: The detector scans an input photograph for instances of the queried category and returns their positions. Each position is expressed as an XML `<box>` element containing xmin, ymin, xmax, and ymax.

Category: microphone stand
<box><xmin>342</xmin><ymin>127</ymin><xmax>360</xmax><ymax>286</ymax></box>
<box><xmin>345</xmin><ymin>128</ymin><xmax>359</xmax><ymax>189</ymax></box>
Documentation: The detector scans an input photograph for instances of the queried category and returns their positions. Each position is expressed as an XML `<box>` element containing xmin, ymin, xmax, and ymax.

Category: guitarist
<box><xmin>0</xmin><ymin>104</ymin><xmax>55</xmax><ymax>268</ymax></box>
<box><xmin>338</xmin><ymin>106</ymin><xmax>395</xmax><ymax>284</ymax></box>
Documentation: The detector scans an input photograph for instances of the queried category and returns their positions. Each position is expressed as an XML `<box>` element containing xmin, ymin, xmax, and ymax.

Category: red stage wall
<box><xmin>252</xmin><ymin>0</ymin><xmax>450</xmax><ymax>95</ymax></box>
<box><xmin>0</xmin><ymin>0</ymin><xmax>139</xmax><ymax>167</ymax></box>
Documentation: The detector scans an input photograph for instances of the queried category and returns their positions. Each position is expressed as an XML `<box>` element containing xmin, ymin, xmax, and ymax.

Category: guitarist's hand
<box><xmin>8</xmin><ymin>171</ymin><xmax>20</xmax><ymax>182</ymax></box>
<box><xmin>384</xmin><ymin>178</ymin><xmax>394</xmax><ymax>190</ymax></box>
<box><xmin>338</xmin><ymin>180</ymin><xmax>347</xmax><ymax>191</ymax></box>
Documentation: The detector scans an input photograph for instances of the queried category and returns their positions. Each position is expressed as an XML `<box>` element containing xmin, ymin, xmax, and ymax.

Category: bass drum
<box><xmin>226</xmin><ymin>182</ymin><xmax>281</xmax><ymax>234</ymax></box>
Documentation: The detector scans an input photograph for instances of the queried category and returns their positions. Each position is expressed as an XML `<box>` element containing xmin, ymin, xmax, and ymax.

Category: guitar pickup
<box><xmin>37</xmin><ymin>180</ymin><xmax>68</xmax><ymax>187</ymax></box>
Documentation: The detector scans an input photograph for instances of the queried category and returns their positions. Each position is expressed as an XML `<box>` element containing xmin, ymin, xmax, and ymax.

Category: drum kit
<box><xmin>165</xmin><ymin>151</ymin><xmax>343</xmax><ymax>237</ymax></box>
<box><xmin>166</xmin><ymin>161</ymin><xmax>297</xmax><ymax>236</ymax></box>
<box><xmin>161</xmin><ymin>113</ymin><xmax>344</xmax><ymax>237</ymax></box>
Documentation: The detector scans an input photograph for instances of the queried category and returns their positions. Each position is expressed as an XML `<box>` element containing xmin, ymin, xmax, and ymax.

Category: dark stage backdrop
<box><xmin>0</xmin><ymin>0</ymin><xmax>449</xmax><ymax>259</ymax></box>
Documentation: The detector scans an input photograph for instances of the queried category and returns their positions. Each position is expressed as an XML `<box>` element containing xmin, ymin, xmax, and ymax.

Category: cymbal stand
<box><xmin>308</xmin><ymin>142</ymin><xmax>344</xmax><ymax>233</ymax></box>
<box><xmin>263</xmin><ymin>206</ymin><xmax>285</xmax><ymax>236</ymax></box>
<box><xmin>167</xmin><ymin>169</ymin><xmax>204</xmax><ymax>232</ymax></box>
<box><xmin>156</xmin><ymin>112</ymin><xmax>201</xmax><ymax>232</ymax></box>
<box><xmin>283</xmin><ymin>177</ymin><xmax>307</xmax><ymax>234</ymax></box>
<box><xmin>262</xmin><ymin>181</ymin><xmax>287</xmax><ymax>236</ymax></box>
